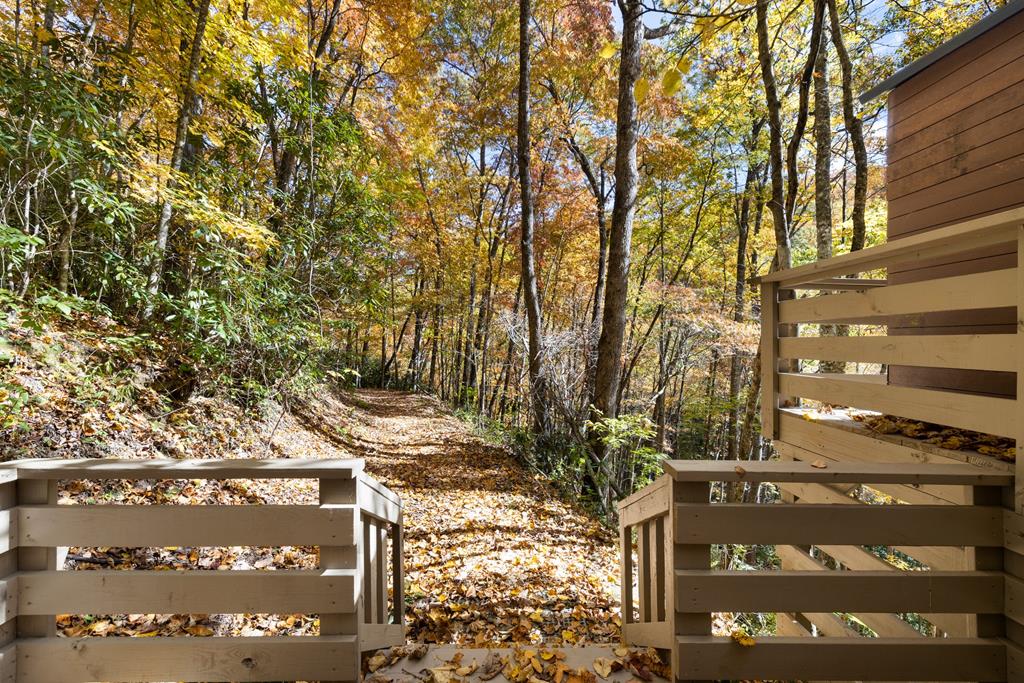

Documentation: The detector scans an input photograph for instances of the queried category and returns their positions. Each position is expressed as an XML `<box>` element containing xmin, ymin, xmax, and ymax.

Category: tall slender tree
<box><xmin>518</xmin><ymin>0</ymin><xmax>549</xmax><ymax>435</ymax></box>
<box><xmin>828</xmin><ymin>0</ymin><xmax>869</xmax><ymax>251</ymax></box>
<box><xmin>146</xmin><ymin>0</ymin><xmax>213</xmax><ymax>299</ymax></box>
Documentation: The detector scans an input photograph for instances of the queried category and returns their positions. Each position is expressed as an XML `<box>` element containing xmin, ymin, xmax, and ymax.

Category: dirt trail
<box><xmin>337</xmin><ymin>389</ymin><xmax>622</xmax><ymax>646</ymax></box>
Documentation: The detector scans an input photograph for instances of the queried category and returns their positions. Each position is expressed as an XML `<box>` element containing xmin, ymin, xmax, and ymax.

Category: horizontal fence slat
<box><xmin>785</xmin><ymin>278</ymin><xmax>887</xmax><ymax>291</ymax></box>
<box><xmin>777</xmin><ymin>268</ymin><xmax>1015</xmax><ymax>323</ymax></box>
<box><xmin>673</xmin><ymin>503</ymin><xmax>1003</xmax><ymax>546</ymax></box>
<box><xmin>758</xmin><ymin>205</ymin><xmax>1023</xmax><ymax>285</ymax></box>
<box><xmin>675</xmin><ymin>570</ymin><xmax>1003</xmax><ymax>613</ymax></box>
<box><xmin>662</xmin><ymin>459</ymin><xmax>1013</xmax><ymax>486</ymax></box>
<box><xmin>776</xmin><ymin>411</ymin><xmax>1012</xmax><ymax>483</ymax></box>
<box><xmin>775</xmin><ymin>440</ymin><xmax>969</xmax><ymax>506</ymax></box>
<box><xmin>617</xmin><ymin>475</ymin><xmax>672</xmax><ymax>527</ymax></box>
<box><xmin>17</xmin><ymin>635</ymin><xmax>359</xmax><ymax>682</ymax></box>
<box><xmin>15</xmin><ymin>458</ymin><xmax>362</xmax><ymax>480</ymax></box>
<box><xmin>776</xmin><ymin>544</ymin><xmax>968</xmax><ymax>637</ymax></box>
<box><xmin>778</xmin><ymin>334</ymin><xmax>1016</xmax><ymax>371</ymax></box>
<box><xmin>778</xmin><ymin>372</ymin><xmax>1016</xmax><ymax>437</ymax></box>
<box><xmin>17</xmin><ymin>569</ymin><xmax>357</xmax><ymax>615</ymax></box>
<box><xmin>675</xmin><ymin>636</ymin><xmax>1006</xmax><ymax>681</ymax></box>
<box><xmin>18</xmin><ymin>504</ymin><xmax>355</xmax><ymax>548</ymax></box>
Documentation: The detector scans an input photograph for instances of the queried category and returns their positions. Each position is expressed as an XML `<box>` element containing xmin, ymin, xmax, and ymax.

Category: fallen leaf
<box><xmin>479</xmin><ymin>652</ymin><xmax>504</xmax><ymax>681</ymax></box>
<box><xmin>593</xmin><ymin>657</ymin><xmax>613</xmax><ymax>679</ymax></box>
<box><xmin>369</xmin><ymin>653</ymin><xmax>390</xmax><ymax>672</ymax></box>
<box><xmin>730</xmin><ymin>629</ymin><xmax>756</xmax><ymax>647</ymax></box>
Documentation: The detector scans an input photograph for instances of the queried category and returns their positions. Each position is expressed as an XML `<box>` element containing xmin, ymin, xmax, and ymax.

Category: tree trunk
<box><xmin>784</xmin><ymin>0</ymin><xmax>825</xmax><ymax>227</ymax></box>
<box><xmin>409</xmin><ymin>274</ymin><xmax>425</xmax><ymax>389</ymax></box>
<box><xmin>756</xmin><ymin>0</ymin><xmax>792</xmax><ymax>270</ymax></box>
<box><xmin>814</xmin><ymin>33</ymin><xmax>832</xmax><ymax>264</ymax></box>
<box><xmin>726</xmin><ymin>142</ymin><xmax>760</xmax><ymax>460</ymax></box>
<box><xmin>591</xmin><ymin>0</ymin><xmax>643</xmax><ymax>432</ymax></box>
<box><xmin>517</xmin><ymin>0</ymin><xmax>549</xmax><ymax>435</ymax></box>
<box><xmin>814</xmin><ymin>32</ymin><xmax>847</xmax><ymax>374</ymax></box>
<box><xmin>828</xmin><ymin>0</ymin><xmax>868</xmax><ymax>252</ymax></box>
<box><xmin>146</xmin><ymin>0</ymin><xmax>212</xmax><ymax>299</ymax></box>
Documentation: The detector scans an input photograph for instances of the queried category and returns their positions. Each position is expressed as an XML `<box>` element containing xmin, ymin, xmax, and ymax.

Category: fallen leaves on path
<box><xmin>345</xmin><ymin>390</ymin><xmax>623</xmax><ymax>646</ymax></box>
<box><xmin>364</xmin><ymin>644</ymin><xmax>670</xmax><ymax>683</ymax></box>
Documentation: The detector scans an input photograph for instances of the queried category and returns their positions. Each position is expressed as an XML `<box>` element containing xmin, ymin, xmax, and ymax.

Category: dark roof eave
<box><xmin>859</xmin><ymin>0</ymin><xmax>1024</xmax><ymax>104</ymax></box>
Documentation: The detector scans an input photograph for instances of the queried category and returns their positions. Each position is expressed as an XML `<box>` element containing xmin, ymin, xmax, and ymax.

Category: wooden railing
<box><xmin>758</xmin><ymin>206</ymin><xmax>1024</xmax><ymax>508</ymax></box>
<box><xmin>620</xmin><ymin>460</ymin><xmax>1014</xmax><ymax>682</ymax></box>
<box><xmin>0</xmin><ymin>457</ymin><xmax>404</xmax><ymax>682</ymax></box>
<box><xmin>618</xmin><ymin>475</ymin><xmax>673</xmax><ymax>649</ymax></box>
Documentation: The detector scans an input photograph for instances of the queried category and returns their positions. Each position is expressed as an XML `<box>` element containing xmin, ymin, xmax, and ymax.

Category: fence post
<box><xmin>17</xmin><ymin>476</ymin><xmax>56</xmax><ymax>640</ymax></box>
<box><xmin>0</xmin><ymin>467</ymin><xmax>19</xmax><ymax>671</ymax></box>
<box><xmin>619</xmin><ymin>519</ymin><xmax>634</xmax><ymax>638</ymax></box>
<box><xmin>390</xmin><ymin>511</ymin><xmax>404</xmax><ymax>628</ymax></box>
<box><xmin>760</xmin><ymin>280</ymin><xmax>781</xmax><ymax>441</ymax></box>
<box><xmin>1016</xmin><ymin>224</ymin><xmax>1024</xmax><ymax>515</ymax></box>
<box><xmin>673</xmin><ymin>480</ymin><xmax>710</xmax><ymax>683</ymax></box>
<box><xmin>320</xmin><ymin>474</ymin><xmax>359</xmax><ymax>683</ymax></box>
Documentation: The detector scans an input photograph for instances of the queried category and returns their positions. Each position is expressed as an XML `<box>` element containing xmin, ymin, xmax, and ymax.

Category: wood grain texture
<box><xmin>778</xmin><ymin>372</ymin><xmax>1016</xmax><ymax>437</ymax></box>
<box><xmin>17</xmin><ymin>569</ymin><xmax>358</xmax><ymax>616</ymax></box>
<box><xmin>663</xmin><ymin>457</ymin><xmax>1012</xmax><ymax>485</ymax></box>
<box><xmin>17</xmin><ymin>504</ymin><xmax>356</xmax><ymax>548</ymax></box>
<box><xmin>675</xmin><ymin>636</ymin><xmax>1006</xmax><ymax>681</ymax></box>
<box><xmin>778</xmin><ymin>333</ymin><xmax>1014</xmax><ymax>371</ymax></box>
<box><xmin>13</xmin><ymin>458</ymin><xmax>362</xmax><ymax>480</ymax></box>
<box><xmin>16</xmin><ymin>635</ymin><xmax>359</xmax><ymax>682</ymax></box>
<box><xmin>675</xmin><ymin>569</ymin><xmax>1003</xmax><ymax>613</ymax></box>
<box><xmin>778</xmin><ymin>269</ymin><xmax>1014</xmax><ymax>323</ymax></box>
<box><xmin>888</xmin><ymin>8</ymin><xmax>1024</xmax><ymax>108</ymax></box>
<box><xmin>760</xmin><ymin>206</ymin><xmax>1023</xmax><ymax>285</ymax></box>
<box><xmin>673</xmin><ymin>503</ymin><xmax>1003</xmax><ymax>546</ymax></box>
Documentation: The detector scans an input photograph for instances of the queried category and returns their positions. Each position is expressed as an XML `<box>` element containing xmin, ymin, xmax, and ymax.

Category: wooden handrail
<box><xmin>661</xmin><ymin>460</ymin><xmax>1014</xmax><ymax>485</ymax></box>
<box><xmin>784</xmin><ymin>277</ymin><xmax>887</xmax><ymax>291</ymax></box>
<box><xmin>12</xmin><ymin>457</ymin><xmax>365</xmax><ymax>479</ymax></box>
<box><xmin>757</xmin><ymin>205</ymin><xmax>1024</xmax><ymax>286</ymax></box>
<box><xmin>0</xmin><ymin>457</ymin><xmax>404</xmax><ymax>682</ymax></box>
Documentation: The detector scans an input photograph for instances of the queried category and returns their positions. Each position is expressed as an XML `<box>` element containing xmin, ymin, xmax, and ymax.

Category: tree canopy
<box><xmin>0</xmin><ymin>0</ymin><xmax>1009</xmax><ymax>513</ymax></box>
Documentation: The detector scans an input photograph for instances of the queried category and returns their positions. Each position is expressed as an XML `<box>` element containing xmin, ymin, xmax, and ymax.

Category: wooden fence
<box><xmin>0</xmin><ymin>457</ymin><xmax>405</xmax><ymax>682</ymax></box>
<box><xmin>619</xmin><ymin>461</ymin><xmax>1014</xmax><ymax>681</ymax></box>
<box><xmin>757</xmin><ymin>205</ymin><xmax>1024</xmax><ymax>508</ymax></box>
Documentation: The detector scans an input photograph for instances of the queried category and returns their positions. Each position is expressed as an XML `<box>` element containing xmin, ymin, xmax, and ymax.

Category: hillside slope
<box><xmin>2</xmin><ymin>315</ymin><xmax>622</xmax><ymax>644</ymax></box>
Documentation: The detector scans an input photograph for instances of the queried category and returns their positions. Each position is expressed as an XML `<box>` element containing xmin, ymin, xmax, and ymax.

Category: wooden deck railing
<box><xmin>757</xmin><ymin>205</ymin><xmax>1024</xmax><ymax>509</ymax></box>
<box><xmin>618</xmin><ymin>475</ymin><xmax>673</xmax><ymax>649</ymax></box>
<box><xmin>619</xmin><ymin>460</ymin><xmax>1014</xmax><ymax>682</ymax></box>
<box><xmin>0</xmin><ymin>457</ymin><xmax>404</xmax><ymax>683</ymax></box>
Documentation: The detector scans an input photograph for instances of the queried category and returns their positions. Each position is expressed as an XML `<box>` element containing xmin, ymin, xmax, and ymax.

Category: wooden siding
<box><xmin>886</xmin><ymin>9</ymin><xmax>1024</xmax><ymax>397</ymax></box>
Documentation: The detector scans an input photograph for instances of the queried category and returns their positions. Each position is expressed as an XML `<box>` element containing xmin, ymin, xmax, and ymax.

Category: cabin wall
<box><xmin>886</xmin><ymin>9</ymin><xmax>1024</xmax><ymax>399</ymax></box>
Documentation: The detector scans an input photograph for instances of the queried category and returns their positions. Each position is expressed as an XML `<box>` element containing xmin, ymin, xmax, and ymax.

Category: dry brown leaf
<box><xmin>479</xmin><ymin>652</ymin><xmax>505</xmax><ymax>681</ymax></box>
<box><xmin>369</xmin><ymin>653</ymin><xmax>390</xmax><ymax>673</ymax></box>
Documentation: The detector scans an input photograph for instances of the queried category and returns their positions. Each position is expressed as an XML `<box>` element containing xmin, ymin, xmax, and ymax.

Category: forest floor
<box><xmin>3</xmin><ymin>313</ymin><xmax>624</xmax><ymax>645</ymax></box>
<box><xmin>321</xmin><ymin>389</ymin><xmax>624</xmax><ymax>646</ymax></box>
